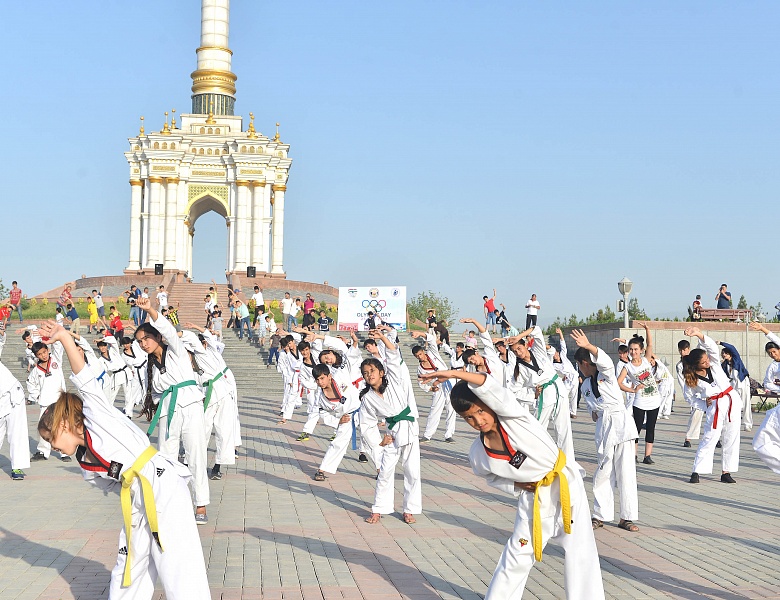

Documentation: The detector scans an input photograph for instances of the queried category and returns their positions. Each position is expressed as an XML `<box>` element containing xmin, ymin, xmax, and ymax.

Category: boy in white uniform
<box><xmin>571</xmin><ymin>329</ymin><xmax>639</xmax><ymax>532</ymax></box>
<box><xmin>0</xmin><ymin>361</ymin><xmax>31</xmax><ymax>479</ymax></box>
<box><xmin>278</xmin><ymin>336</ymin><xmax>303</xmax><ymax>423</ymax></box>
<box><xmin>549</xmin><ymin>328</ymin><xmax>579</xmax><ymax>419</ymax></box>
<box><xmin>420</xmin><ymin>367</ymin><xmax>604</xmax><ymax>600</ymax></box>
<box><xmin>97</xmin><ymin>335</ymin><xmax>132</xmax><ymax>414</ymax></box>
<box><xmin>27</xmin><ymin>338</ymin><xmax>70</xmax><ymax>461</ymax></box>
<box><xmin>411</xmin><ymin>330</ymin><xmax>456</xmax><ymax>443</ymax></box>
<box><xmin>311</xmin><ymin>364</ymin><xmax>363</xmax><ymax>480</ymax></box>
<box><xmin>156</xmin><ymin>285</ymin><xmax>168</xmax><ymax>310</ymax></box>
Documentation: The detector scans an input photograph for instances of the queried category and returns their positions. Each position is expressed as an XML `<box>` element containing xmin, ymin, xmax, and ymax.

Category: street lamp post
<box><xmin>618</xmin><ymin>277</ymin><xmax>633</xmax><ymax>329</ymax></box>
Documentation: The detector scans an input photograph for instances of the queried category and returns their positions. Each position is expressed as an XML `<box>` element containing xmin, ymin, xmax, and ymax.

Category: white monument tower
<box><xmin>124</xmin><ymin>0</ymin><xmax>291</xmax><ymax>279</ymax></box>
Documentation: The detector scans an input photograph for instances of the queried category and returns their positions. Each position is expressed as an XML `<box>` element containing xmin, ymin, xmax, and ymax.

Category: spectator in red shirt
<box><xmin>8</xmin><ymin>281</ymin><xmax>23</xmax><ymax>322</ymax></box>
<box><xmin>303</xmin><ymin>293</ymin><xmax>315</xmax><ymax>315</ymax></box>
<box><xmin>109</xmin><ymin>306</ymin><xmax>124</xmax><ymax>339</ymax></box>
<box><xmin>56</xmin><ymin>285</ymin><xmax>73</xmax><ymax>310</ymax></box>
<box><xmin>483</xmin><ymin>288</ymin><xmax>497</xmax><ymax>333</ymax></box>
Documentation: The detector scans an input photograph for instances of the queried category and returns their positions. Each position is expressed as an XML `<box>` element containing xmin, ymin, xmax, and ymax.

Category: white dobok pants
<box><xmin>372</xmin><ymin>439</ymin><xmax>422</xmax><ymax>515</ymax></box>
<box><xmin>693</xmin><ymin>394</ymin><xmax>741</xmax><ymax>475</ymax></box>
<box><xmin>0</xmin><ymin>384</ymin><xmax>30</xmax><ymax>470</ymax></box>
<box><xmin>157</xmin><ymin>402</ymin><xmax>210</xmax><ymax>507</ymax></box>
<box><xmin>592</xmin><ymin>439</ymin><xmax>638</xmax><ymax>522</ymax></box>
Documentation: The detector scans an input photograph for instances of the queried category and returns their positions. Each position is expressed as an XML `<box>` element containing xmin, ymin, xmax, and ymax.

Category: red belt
<box><xmin>708</xmin><ymin>386</ymin><xmax>733</xmax><ymax>429</ymax></box>
<box><xmin>352</xmin><ymin>377</ymin><xmax>364</xmax><ymax>388</ymax></box>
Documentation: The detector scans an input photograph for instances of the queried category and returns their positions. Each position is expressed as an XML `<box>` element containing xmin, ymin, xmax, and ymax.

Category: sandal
<box><xmin>403</xmin><ymin>513</ymin><xmax>416</xmax><ymax>524</ymax></box>
<box><xmin>313</xmin><ymin>470</ymin><xmax>326</xmax><ymax>481</ymax></box>
<box><xmin>591</xmin><ymin>518</ymin><xmax>604</xmax><ymax>530</ymax></box>
<box><xmin>365</xmin><ymin>513</ymin><xmax>381</xmax><ymax>524</ymax></box>
<box><xmin>618</xmin><ymin>519</ymin><xmax>639</xmax><ymax>532</ymax></box>
<box><xmin>277</xmin><ymin>419</ymin><xmax>286</xmax><ymax>424</ymax></box>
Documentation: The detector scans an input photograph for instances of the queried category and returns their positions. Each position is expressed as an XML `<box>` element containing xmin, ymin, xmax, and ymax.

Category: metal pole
<box><xmin>623</xmin><ymin>293</ymin><xmax>629</xmax><ymax>329</ymax></box>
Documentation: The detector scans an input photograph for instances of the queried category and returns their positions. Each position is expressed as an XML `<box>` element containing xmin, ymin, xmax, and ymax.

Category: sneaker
<box><xmin>296</xmin><ymin>432</ymin><xmax>310</xmax><ymax>442</ymax></box>
<box><xmin>661</xmin><ymin>415</ymin><xmax>670</xmax><ymax>420</ymax></box>
<box><xmin>689</xmin><ymin>472</ymin><xmax>700</xmax><ymax>484</ymax></box>
<box><xmin>358</xmin><ymin>453</ymin><xmax>368</xmax><ymax>463</ymax></box>
<box><xmin>720</xmin><ymin>473</ymin><xmax>736</xmax><ymax>484</ymax></box>
<box><xmin>11</xmin><ymin>469</ymin><xmax>25</xmax><ymax>481</ymax></box>
<box><xmin>195</xmin><ymin>513</ymin><xmax>208</xmax><ymax>525</ymax></box>
<box><xmin>31</xmin><ymin>452</ymin><xmax>47</xmax><ymax>461</ymax></box>
<box><xmin>444</xmin><ymin>437</ymin><xmax>454</xmax><ymax>443</ymax></box>
<box><xmin>60</xmin><ymin>455</ymin><xmax>72</xmax><ymax>462</ymax></box>
<box><xmin>642</xmin><ymin>456</ymin><xmax>654</xmax><ymax>465</ymax></box>
<box><xmin>420</xmin><ymin>437</ymin><xmax>431</xmax><ymax>444</ymax></box>
<box><xmin>210</xmin><ymin>470</ymin><xmax>222</xmax><ymax>481</ymax></box>
<box><xmin>329</xmin><ymin>434</ymin><xmax>336</xmax><ymax>441</ymax></box>
<box><xmin>570</xmin><ymin>414</ymin><xmax>577</xmax><ymax>419</ymax></box>
<box><xmin>716</xmin><ymin>441</ymin><xmax>722</xmax><ymax>448</ymax></box>
<box><xmin>683</xmin><ymin>440</ymin><xmax>692</xmax><ymax>448</ymax></box>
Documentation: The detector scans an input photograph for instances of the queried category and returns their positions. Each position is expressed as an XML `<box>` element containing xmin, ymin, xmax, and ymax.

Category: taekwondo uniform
<box><xmin>416</xmin><ymin>332</ymin><xmax>456</xmax><ymax>441</ymax></box>
<box><xmin>581</xmin><ymin>349</ymin><xmax>639</xmax><ymax>524</ymax></box>
<box><xmin>26</xmin><ymin>340</ymin><xmax>68</xmax><ymax>459</ymax></box>
<box><xmin>122</xmin><ymin>341</ymin><xmax>148</xmax><ymax>419</ymax></box>
<box><xmin>180</xmin><ymin>331</ymin><xmax>236</xmax><ymax>467</ymax></box>
<box><xmin>314</xmin><ymin>377</ymin><xmax>362</xmax><ymax>474</ymax></box>
<box><xmin>687</xmin><ymin>335</ymin><xmax>742</xmax><ymax>478</ymax></box>
<box><xmin>678</xmin><ymin>359</ymin><xmax>703</xmax><ymax>441</ymax></box>
<box><xmin>69</xmin><ymin>368</ymin><xmax>210</xmax><ymax>599</ymax></box>
<box><xmin>512</xmin><ymin>327</ymin><xmax>575</xmax><ymax>461</ymax></box>
<box><xmin>279</xmin><ymin>347</ymin><xmax>303</xmax><ymax>421</ymax></box>
<box><xmin>753</xmin><ymin>405</ymin><xmax>780</xmax><ymax>475</ymax></box>
<box><xmin>440</xmin><ymin>342</ymin><xmax>465</xmax><ymax>370</ymax></box>
<box><xmin>720</xmin><ymin>341</ymin><xmax>752</xmax><ymax>431</ymax></box>
<box><xmin>654</xmin><ymin>360</ymin><xmax>674</xmax><ymax>419</ymax></box>
<box><xmin>466</xmin><ymin>375</ymin><xmax>604</xmax><ymax>600</ymax></box>
<box><xmin>549</xmin><ymin>337</ymin><xmax>579</xmax><ymax>417</ymax></box>
<box><xmin>101</xmin><ymin>335</ymin><xmax>133</xmax><ymax>415</ymax></box>
<box><xmin>360</xmin><ymin>344</ymin><xmax>422</xmax><ymax>516</ymax></box>
<box><xmin>0</xmin><ymin>362</ymin><xmax>30</xmax><ymax>472</ymax></box>
<box><xmin>145</xmin><ymin>314</ymin><xmax>210</xmax><ymax>509</ymax></box>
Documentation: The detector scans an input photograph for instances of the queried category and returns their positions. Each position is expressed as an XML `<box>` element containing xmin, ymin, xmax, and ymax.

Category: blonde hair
<box><xmin>38</xmin><ymin>392</ymin><xmax>84</xmax><ymax>443</ymax></box>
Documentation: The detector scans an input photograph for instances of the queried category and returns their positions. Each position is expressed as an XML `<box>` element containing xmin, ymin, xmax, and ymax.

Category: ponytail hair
<box><xmin>359</xmin><ymin>358</ymin><xmax>388</xmax><ymax>399</ymax></box>
<box><xmin>38</xmin><ymin>392</ymin><xmax>84</xmax><ymax>443</ymax></box>
<box><xmin>142</xmin><ymin>364</ymin><xmax>156</xmax><ymax>421</ymax></box>
<box><xmin>682</xmin><ymin>349</ymin><xmax>706</xmax><ymax>388</ymax></box>
<box><xmin>628</xmin><ymin>335</ymin><xmax>645</xmax><ymax>350</ymax></box>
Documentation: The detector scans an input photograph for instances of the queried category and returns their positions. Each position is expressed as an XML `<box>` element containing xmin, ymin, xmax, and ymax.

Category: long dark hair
<box><xmin>682</xmin><ymin>349</ymin><xmax>707</xmax><ymax>388</ymax></box>
<box><xmin>359</xmin><ymin>358</ymin><xmax>388</xmax><ymax>399</ymax></box>
<box><xmin>136</xmin><ymin>324</ymin><xmax>164</xmax><ymax>421</ymax></box>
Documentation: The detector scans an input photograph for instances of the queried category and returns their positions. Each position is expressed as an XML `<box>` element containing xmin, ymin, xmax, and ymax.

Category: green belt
<box><xmin>203</xmin><ymin>367</ymin><xmax>229</xmax><ymax>411</ymax></box>
<box><xmin>535</xmin><ymin>374</ymin><xmax>560</xmax><ymax>420</ymax></box>
<box><xmin>147</xmin><ymin>380</ymin><xmax>198</xmax><ymax>439</ymax></box>
<box><xmin>385</xmin><ymin>405</ymin><xmax>415</xmax><ymax>431</ymax></box>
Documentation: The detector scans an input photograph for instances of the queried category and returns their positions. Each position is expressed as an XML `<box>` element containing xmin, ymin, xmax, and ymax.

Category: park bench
<box><xmin>751</xmin><ymin>389</ymin><xmax>780</xmax><ymax>412</ymax></box>
<box><xmin>697</xmin><ymin>308</ymin><xmax>752</xmax><ymax>322</ymax></box>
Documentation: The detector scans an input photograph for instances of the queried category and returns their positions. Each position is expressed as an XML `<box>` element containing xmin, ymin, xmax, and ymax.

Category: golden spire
<box><xmin>161</xmin><ymin>112</ymin><xmax>171</xmax><ymax>135</ymax></box>
<box><xmin>206</xmin><ymin>100</ymin><xmax>216</xmax><ymax>124</ymax></box>
<box><xmin>247</xmin><ymin>112</ymin><xmax>258</xmax><ymax>139</ymax></box>
<box><xmin>273</xmin><ymin>121</ymin><xmax>281</xmax><ymax>142</ymax></box>
<box><xmin>139</xmin><ymin>116</ymin><xmax>145</xmax><ymax>135</ymax></box>
<box><xmin>170</xmin><ymin>109</ymin><xmax>177</xmax><ymax>130</ymax></box>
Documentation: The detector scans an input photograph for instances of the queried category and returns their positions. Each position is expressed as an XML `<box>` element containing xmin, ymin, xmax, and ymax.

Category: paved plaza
<box><xmin>0</xmin><ymin>392</ymin><xmax>779</xmax><ymax>600</ymax></box>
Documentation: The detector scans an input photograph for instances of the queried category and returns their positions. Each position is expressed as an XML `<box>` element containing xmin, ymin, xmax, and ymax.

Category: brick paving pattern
<box><xmin>0</xmin><ymin>391</ymin><xmax>779</xmax><ymax>599</ymax></box>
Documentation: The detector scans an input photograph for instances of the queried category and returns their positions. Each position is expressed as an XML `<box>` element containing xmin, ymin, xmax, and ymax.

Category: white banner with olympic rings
<box><xmin>337</xmin><ymin>286</ymin><xmax>407</xmax><ymax>331</ymax></box>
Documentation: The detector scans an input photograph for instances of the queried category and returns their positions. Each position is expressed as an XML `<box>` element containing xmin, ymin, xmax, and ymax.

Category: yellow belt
<box><xmin>533</xmin><ymin>449</ymin><xmax>571</xmax><ymax>562</ymax></box>
<box><xmin>120</xmin><ymin>446</ymin><xmax>163</xmax><ymax>586</ymax></box>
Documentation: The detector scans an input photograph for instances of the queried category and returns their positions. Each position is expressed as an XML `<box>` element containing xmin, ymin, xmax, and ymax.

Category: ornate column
<box><xmin>270</xmin><ymin>184</ymin><xmax>286</xmax><ymax>274</ymax></box>
<box><xmin>141</xmin><ymin>178</ymin><xmax>152</xmax><ymax>268</ymax></box>
<box><xmin>176</xmin><ymin>181</ymin><xmax>189</xmax><ymax>273</ymax></box>
<box><xmin>262</xmin><ymin>183</ymin><xmax>272</xmax><ymax>271</ymax></box>
<box><xmin>234</xmin><ymin>180</ymin><xmax>250</xmax><ymax>270</ymax></box>
<box><xmin>250</xmin><ymin>181</ymin><xmax>266</xmax><ymax>272</ymax></box>
<box><xmin>148</xmin><ymin>176</ymin><xmax>164</xmax><ymax>265</ymax></box>
<box><xmin>164</xmin><ymin>177</ymin><xmax>179</xmax><ymax>266</ymax></box>
<box><xmin>127</xmin><ymin>180</ymin><xmax>143</xmax><ymax>270</ymax></box>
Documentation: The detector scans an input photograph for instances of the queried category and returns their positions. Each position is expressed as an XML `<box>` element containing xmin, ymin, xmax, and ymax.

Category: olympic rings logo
<box><xmin>362</xmin><ymin>299</ymin><xmax>387</xmax><ymax>312</ymax></box>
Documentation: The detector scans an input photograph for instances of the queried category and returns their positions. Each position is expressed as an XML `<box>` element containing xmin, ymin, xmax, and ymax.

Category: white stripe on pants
<box><xmin>0</xmin><ymin>385</ymin><xmax>30</xmax><ymax>470</ymax></box>
<box><xmin>537</xmin><ymin>384</ymin><xmax>575</xmax><ymax>462</ymax></box>
<box><xmin>157</xmin><ymin>403</ymin><xmax>210</xmax><ymax>506</ymax></box>
<box><xmin>592</xmin><ymin>439</ymin><xmax>638</xmax><ymax>522</ymax></box>
<box><xmin>692</xmin><ymin>395</ymin><xmax>742</xmax><ymax>475</ymax></box>
<box><xmin>423</xmin><ymin>383</ymin><xmax>456</xmax><ymax>440</ymax></box>
<box><xmin>686</xmin><ymin>408</ymin><xmax>703</xmax><ymax>440</ymax></box>
<box><xmin>372</xmin><ymin>439</ymin><xmax>422</xmax><ymax>515</ymax></box>
<box><xmin>109</xmin><ymin>456</ymin><xmax>210</xmax><ymax>599</ymax></box>
<box><xmin>485</xmin><ymin>470</ymin><xmax>605</xmax><ymax>600</ymax></box>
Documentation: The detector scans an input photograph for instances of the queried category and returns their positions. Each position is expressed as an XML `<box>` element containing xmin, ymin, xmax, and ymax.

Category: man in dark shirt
<box><xmin>426</xmin><ymin>309</ymin><xmax>437</xmax><ymax>329</ymax></box>
<box><xmin>715</xmin><ymin>284</ymin><xmax>732</xmax><ymax>309</ymax></box>
<box><xmin>317</xmin><ymin>311</ymin><xmax>333</xmax><ymax>332</ymax></box>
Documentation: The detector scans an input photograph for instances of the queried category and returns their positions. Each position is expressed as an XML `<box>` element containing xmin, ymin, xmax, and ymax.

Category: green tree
<box><xmin>0</xmin><ymin>279</ymin><xmax>7</xmax><ymax>302</ymax></box>
<box><xmin>737</xmin><ymin>295</ymin><xmax>748</xmax><ymax>309</ymax></box>
<box><xmin>407</xmin><ymin>291</ymin><xmax>458</xmax><ymax>327</ymax></box>
<box><xmin>628</xmin><ymin>297</ymin><xmax>648</xmax><ymax>321</ymax></box>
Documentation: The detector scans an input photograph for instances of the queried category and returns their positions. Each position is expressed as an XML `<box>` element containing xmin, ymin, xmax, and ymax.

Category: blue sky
<box><xmin>2</xmin><ymin>1</ymin><xmax>778</xmax><ymax>324</ymax></box>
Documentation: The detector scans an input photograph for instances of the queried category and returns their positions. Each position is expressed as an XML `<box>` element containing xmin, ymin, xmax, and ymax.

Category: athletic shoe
<box><xmin>683</xmin><ymin>440</ymin><xmax>692</xmax><ymax>448</ymax></box>
<box><xmin>716</xmin><ymin>441</ymin><xmax>722</xmax><ymax>448</ymax></box>
<box><xmin>11</xmin><ymin>470</ymin><xmax>25</xmax><ymax>481</ymax></box>
<box><xmin>60</xmin><ymin>456</ymin><xmax>72</xmax><ymax>462</ymax></box>
<box><xmin>210</xmin><ymin>470</ymin><xmax>222</xmax><ymax>481</ymax></box>
<box><xmin>358</xmin><ymin>453</ymin><xmax>368</xmax><ymax>463</ymax></box>
<box><xmin>296</xmin><ymin>432</ymin><xmax>310</xmax><ymax>442</ymax></box>
<box><xmin>420</xmin><ymin>437</ymin><xmax>431</xmax><ymax>444</ymax></box>
<box><xmin>642</xmin><ymin>456</ymin><xmax>654</xmax><ymax>465</ymax></box>
<box><xmin>195</xmin><ymin>513</ymin><xmax>209</xmax><ymax>525</ymax></box>
<box><xmin>661</xmin><ymin>415</ymin><xmax>670</xmax><ymax>420</ymax></box>
<box><xmin>329</xmin><ymin>434</ymin><xmax>336</xmax><ymax>441</ymax></box>
<box><xmin>689</xmin><ymin>472</ymin><xmax>700</xmax><ymax>484</ymax></box>
<box><xmin>570</xmin><ymin>414</ymin><xmax>577</xmax><ymax>419</ymax></box>
<box><xmin>444</xmin><ymin>437</ymin><xmax>454</xmax><ymax>443</ymax></box>
<box><xmin>720</xmin><ymin>473</ymin><xmax>736</xmax><ymax>484</ymax></box>
<box><xmin>31</xmin><ymin>452</ymin><xmax>47</xmax><ymax>461</ymax></box>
